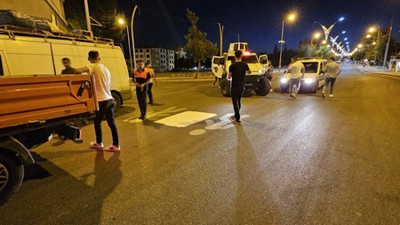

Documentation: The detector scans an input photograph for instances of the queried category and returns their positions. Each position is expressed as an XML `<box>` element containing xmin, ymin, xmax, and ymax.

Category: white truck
<box><xmin>280</xmin><ymin>58</ymin><xmax>327</xmax><ymax>93</ymax></box>
<box><xmin>212</xmin><ymin>42</ymin><xmax>271</xmax><ymax>97</ymax></box>
<box><xmin>0</xmin><ymin>25</ymin><xmax>132</xmax><ymax>111</ymax></box>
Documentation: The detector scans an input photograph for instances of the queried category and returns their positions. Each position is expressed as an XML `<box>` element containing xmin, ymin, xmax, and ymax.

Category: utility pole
<box><xmin>130</xmin><ymin>5</ymin><xmax>138</xmax><ymax>70</ymax></box>
<box><xmin>217</xmin><ymin>23</ymin><xmax>224</xmax><ymax>56</ymax></box>
<box><xmin>126</xmin><ymin>27</ymin><xmax>133</xmax><ymax>70</ymax></box>
<box><xmin>237</xmin><ymin>34</ymin><xmax>240</xmax><ymax>42</ymax></box>
<box><xmin>84</xmin><ymin>0</ymin><xmax>91</xmax><ymax>31</ymax></box>
<box><xmin>383</xmin><ymin>19</ymin><xmax>393</xmax><ymax>68</ymax></box>
<box><xmin>278</xmin><ymin>20</ymin><xmax>285</xmax><ymax>71</ymax></box>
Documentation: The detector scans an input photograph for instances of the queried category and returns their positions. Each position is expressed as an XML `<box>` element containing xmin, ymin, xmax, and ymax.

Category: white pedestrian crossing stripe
<box><xmin>155</xmin><ymin>111</ymin><xmax>217</xmax><ymax>128</ymax></box>
<box><xmin>123</xmin><ymin>107</ymin><xmax>187</xmax><ymax>123</ymax></box>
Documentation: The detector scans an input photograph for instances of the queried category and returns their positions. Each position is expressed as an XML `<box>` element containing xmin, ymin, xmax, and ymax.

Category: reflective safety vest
<box><xmin>134</xmin><ymin>68</ymin><xmax>149</xmax><ymax>79</ymax></box>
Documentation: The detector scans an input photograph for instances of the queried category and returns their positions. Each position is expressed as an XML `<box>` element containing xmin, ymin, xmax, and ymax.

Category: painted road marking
<box><xmin>155</xmin><ymin>111</ymin><xmax>217</xmax><ymax>128</ymax></box>
<box><xmin>189</xmin><ymin>113</ymin><xmax>250</xmax><ymax>136</ymax></box>
<box><xmin>123</xmin><ymin>107</ymin><xmax>187</xmax><ymax>123</ymax></box>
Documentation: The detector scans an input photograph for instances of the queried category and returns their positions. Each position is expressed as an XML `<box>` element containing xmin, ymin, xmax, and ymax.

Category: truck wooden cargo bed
<box><xmin>0</xmin><ymin>75</ymin><xmax>98</xmax><ymax>129</ymax></box>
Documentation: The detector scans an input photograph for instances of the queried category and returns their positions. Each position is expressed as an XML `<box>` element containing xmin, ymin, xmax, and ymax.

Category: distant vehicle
<box><xmin>0</xmin><ymin>74</ymin><xmax>97</xmax><ymax>204</ymax></box>
<box><xmin>211</xmin><ymin>42</ymin><xmax>271</xmax><ymax>97</ymax></box>
<box><xmin>280</xmin><ymin>58</ymin><xmax>327</xmax><ymax>93</ymax></box>
<box><xmin>0</xmin><ymin>25</ymin><xmax>131</xmax><ymax>111</ymax></box>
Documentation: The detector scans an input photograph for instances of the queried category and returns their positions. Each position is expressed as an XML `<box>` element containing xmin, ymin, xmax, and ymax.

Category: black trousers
<box><xmin>324</xmin><ymin>77</ymin><xmax>336</xmax><ymax>94</ymax></box>
<box><xmin>231</xmin><ymin>86</ymin><xmax>245</xmax><ymax>121</ymax></box>
<box><xmin>136</xmin><ymin>86</ymin><xmax>148</xmax><ymax>117</ymax></box>
<box><xmin>94</xmin><ymin>99</ymin><xmax>119</xmax><ymax>146</ymax></box>
<box><xmin>147</xmin><ymin>83</ymin><xmax>153</xmax><ymax>103</ymax></box>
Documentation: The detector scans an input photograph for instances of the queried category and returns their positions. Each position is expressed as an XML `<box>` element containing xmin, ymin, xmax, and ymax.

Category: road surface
<box><xmin>1</xmin><ymin>66</ymin><xmax>400</xmax><ymax>225</ymax></box>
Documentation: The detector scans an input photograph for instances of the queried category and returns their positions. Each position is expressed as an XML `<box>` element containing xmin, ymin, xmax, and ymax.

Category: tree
<box><xmin>314</xmin><ymin>46</ymin><xmax>333</xmax><ymax>59</ymax></box>
<box><xmin>296</xmin><ymin>44</ymin><xmax>313</xmax><ymax>58</ymax></box>
<box><xmin>64</xmin><ymin>0</ymin><xmax>125</xmax><ymax>42</ymax></box>
<box><xmin>184</xmin><ymin>9</ymin><xmax>218</xmax><ymax>78</ymax></box>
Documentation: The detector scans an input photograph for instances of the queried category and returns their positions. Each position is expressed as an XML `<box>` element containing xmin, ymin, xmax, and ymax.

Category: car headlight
<box><xmin>258</xmin><ymin>69</ymin><xmax>264</xmax><ymax>74</ymax></box>
<box><xmin>304</xmin><ymin>78</ymin><xmax>315</xmax><ymax>84</ymax></box>
<box><xmin>280</xmin><ymin>77</ymin><xmax>288</xmax><ymax>84</ymax></box>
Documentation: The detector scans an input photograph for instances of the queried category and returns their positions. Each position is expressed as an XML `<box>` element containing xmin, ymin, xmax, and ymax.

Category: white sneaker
<box><xmin>329</xmin><ymin>94</ymin><xmax>334</xmax><ymax>98</ymax></box>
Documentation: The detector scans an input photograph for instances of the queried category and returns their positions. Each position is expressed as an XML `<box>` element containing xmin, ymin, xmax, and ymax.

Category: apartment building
<box><xmin>135</xmin><ymin>48</ymin><xmax>175</xmax><ymax>72</ymax></box>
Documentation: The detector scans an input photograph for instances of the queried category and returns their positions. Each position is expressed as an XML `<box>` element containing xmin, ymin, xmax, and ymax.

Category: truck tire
<box><xmin>220</xmin><ymin>79</ymin><xmax>231</xmax><ymax>97</ymax></box>
<box><xmin>255</xmin><ymin>78</ymin><xmax>271</xmax><ymax>96</ymax></box>
<box><xmin>0</xmin><ymin>152</ymin><xmax>24</xmax><ymax>205</ymax></box>
<box><xmin>111</xmin><ymin>92</ymin><xmax>122</xmax><ymax>112</ymax></box>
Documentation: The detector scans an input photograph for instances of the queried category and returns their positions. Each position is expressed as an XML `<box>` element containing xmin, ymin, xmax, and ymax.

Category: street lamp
<box><xmin>117</xmin><ymin>17</ymin><xmax>133</xmax><ymax>71</ymax></box>
<box><xmin>366</xmin><ymin>34</ymin><xmax>372</xmax><ymax>38</ymax></box>
<box><xmin>311</xmin><ymin>32</ymin><xmax>321</xmax><ymax>46</ymax></box>
<box><xmin>315</xmin><ymin>17</ymin><xmax>345</xmax><ymax>41</ymax></box>
<box><xmin>367</xmin><ymin>26</ymin><xmax>380</xmax><ymax>65</ymax></box>
<box><xmin>322</xmin><ymin>40</ymin><xmax>327</xmax><ymax>45</ymax></box>
<box><xmin>278</xmin><ymin>12</ymin><xmax>297</xmax><ymax>71</ymax></box>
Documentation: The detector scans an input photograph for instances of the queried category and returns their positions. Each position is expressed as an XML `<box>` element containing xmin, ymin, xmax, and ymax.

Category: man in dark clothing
<box><xmin>227</xmin><ymin>50</ymin><xmax>251</xmax><ymax>124</ymax></box>
<box><xmin>133</xmin><ymin>60</ymin><xmax>151</xmax><ymax>120</ymax></box>
<box><xmin>61</xmin><ymin>58</ymin><xmax>77</xmax><ymax>74</ymax></box>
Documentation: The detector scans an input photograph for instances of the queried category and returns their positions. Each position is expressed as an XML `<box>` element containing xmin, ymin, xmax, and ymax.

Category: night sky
<box><xmin>118</xmin><ymin>0</ymin><xmax>400</xmax><ymax>53</ymax></box>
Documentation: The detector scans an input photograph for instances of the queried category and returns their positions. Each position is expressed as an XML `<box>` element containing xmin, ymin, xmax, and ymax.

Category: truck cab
<box><xmin>212</xmin><ymin>42</ymin><xmax>271</xmax><ymax>97</ymax></box>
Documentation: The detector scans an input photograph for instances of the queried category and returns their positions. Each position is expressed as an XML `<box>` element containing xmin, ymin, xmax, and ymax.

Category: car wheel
<box><xmin>220</xmin><ymin>79</ymin><xmax>231</xmax><ymax>97</ymax></box>
<box><xmin>255</xmin><ymin>78</ymin><xmax>271</xmax><ymax>96</ymax></box>
<box><xmin>0</xmin><ymin>152</ymin><xmax>24</xmax><ymax>205</ymax></box>
<box><xmin>280</xmin><ymin>84</ymin><xmax>288</xmax><ymax>93</ymax></box>
<box><xmin>111</xmin><ymin>92</ymin><xmax>122</xmax><ymax>112</ymax></box>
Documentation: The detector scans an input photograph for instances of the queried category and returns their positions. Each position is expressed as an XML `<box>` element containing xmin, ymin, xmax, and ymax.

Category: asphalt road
<box><xmin>1</xmin><ymin>66</ymin><xmax>400</xmax><ymax>225</ymax></box>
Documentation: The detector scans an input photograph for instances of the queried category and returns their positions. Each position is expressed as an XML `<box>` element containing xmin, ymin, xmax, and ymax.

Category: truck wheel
<box><xmin>255</xmin><ymin>78</ymin><xmax>271</xmax><ymax>96</ymax></box>
<box><xmin>0</xmin><ymin>152</ymin><xmax>24</xmax><ymax>205</ymax></box>
<box><xmin>220</xmin><ymin>79</ymin><xmax>231</xmax><ymax>97</ymax></box>
<box><xmin>111</xmin><ymin>92</ymin><xmax>122</xmax><ymax>112</ymax></box>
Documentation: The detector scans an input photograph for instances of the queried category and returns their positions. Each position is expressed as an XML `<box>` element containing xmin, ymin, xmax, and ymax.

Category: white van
<box><xmin>0</xmin><ymin>26</ymin><xmax>132</xmax><ymax>110</ymax></box>
<box><xmin>280</xmin><ymin>58</ymin><xmax>327</xmax><ymax>93</ymax></box>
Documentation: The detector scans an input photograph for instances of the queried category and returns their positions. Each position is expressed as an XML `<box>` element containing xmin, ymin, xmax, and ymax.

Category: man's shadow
<box><xmin>0</xmin><ymin>151</ymin><xmax>123</xmax><ymax>225</ymax></box>
<box><xmin>234</xmin><ymin>126</ymin><xmax>281</xmax><ymax>224</ymax></box>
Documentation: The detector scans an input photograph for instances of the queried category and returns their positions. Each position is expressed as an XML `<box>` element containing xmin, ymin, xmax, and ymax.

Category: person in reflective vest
<box><xmin>133</xmin><ymin>60</ymin><xmax>151</xmax><ymax>120</ymax></box>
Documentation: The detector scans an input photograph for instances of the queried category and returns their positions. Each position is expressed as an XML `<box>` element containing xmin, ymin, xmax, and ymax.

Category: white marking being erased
<box><xmin>155</xmin><ymin>111</ymin><xmax>217</xmax><ymax>128</ymax></box>
<box><xmin>205</xmin><ymin>113</ymin><xmax>250</xmax><ymax>130</ymax></box>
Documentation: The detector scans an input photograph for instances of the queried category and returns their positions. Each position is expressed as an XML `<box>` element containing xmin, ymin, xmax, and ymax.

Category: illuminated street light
<box><xmin>366</xmin><ymin>34</ymin><xmax>372</xmax><ymax>38</ymax></box>
<box><xmin>342</xmin><ymin>30</ymin><xmax>346</xmax><ymax>34</ymax></box>
<box><xmin>358</xmin><ymin>44</ymin><xmax>363</xmax><ymax>48</ymax></box>
<box><xmin>314</xmin><ymin>32</ymin><xmax>321</xmax><ymax>39</ymax></box>
<box><xmin>344</xmin><ymin>37</ymin><xmax>348</xmax><ymax>41</ymax></box>
<box><xmin>278</xmin><ymin>11</ymin><xmax>297</xmax><ymax>71</ymax></box>
<box><xmin>287</xmin><ymin>13</ymin><xmax>297</xmax><ymax>22</ymax></box>
<box><xmin>372</xmin><ymin>41</ymin><xmax>377</xmax><ymax>45</ymax></box>
<box><xmin>368</xmin><ymin>27</ymin><xmax>377</xmax><ymax>33</ymax></box>
<box><xmin>315</xmin><ymin>17</ymin><xmax>345</xmax><ymax>41</ymax></box>
<box><xmin>116</xmin><ymin>17</ymin><xmax>133</xmax><ymax>70</ymax></box>
<box><xmin>117</xmin><ymin>18</ymin><xmax>125</xmax><ymax>25</ymax></box>
<box><xmin>322</xmin><ymin>40</ymin><xmax>327</xmax><ymax>45</ymax></box>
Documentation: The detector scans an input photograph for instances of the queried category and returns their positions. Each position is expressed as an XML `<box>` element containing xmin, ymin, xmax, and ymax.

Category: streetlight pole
<box><xmin>217</xmin><ymin>23</ymin><xmax>224</xmax><ymax>56</ymax></box>
<box><xmin>126</xmin><ymin>27</ymin><xmax>133</xmax><ymax>70</ymax></box>
<box><xmin>130</xmin><ymin>5</ymin><xmax>138</xmax><ymax>70</ymax></box>
<box><xmin>84</xmin><ymin>0</ymin><xmax>91</xmax><ymax>31</ymax></box>
<box><xmin>383</xmin><ymin>20</ymin><xmax>393</xmax><ymax>69</ymax></box>
<box><xmin>278</xmin><ymin>19</ymin><xmax>285</xmax><ymax>71</ymax></box>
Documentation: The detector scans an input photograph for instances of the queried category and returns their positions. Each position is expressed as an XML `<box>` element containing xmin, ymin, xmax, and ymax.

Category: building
<box><xmin>135</xmin><ymin>48</ymin><xmax>175</xmax><ymax>72</ymax></box>
<box><xmin>0</xmin><ymin>0</ymin><xmax>68</xmax><ymax>31</ymax></box>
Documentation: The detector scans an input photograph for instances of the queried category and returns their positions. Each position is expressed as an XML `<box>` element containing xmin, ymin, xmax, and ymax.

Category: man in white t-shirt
<box><xmin>287</xmin><ymin>58</ymin><xmax>305</xmax><ymax>99</ymax></box>
<box><xmin>75</xmin><ymin>51</ymin><xmax>120</xmax><ymax>152</ymax></box>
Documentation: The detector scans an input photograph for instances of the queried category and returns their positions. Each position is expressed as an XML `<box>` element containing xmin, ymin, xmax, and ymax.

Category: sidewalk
<box><xmin>357</xmin><ymin>65</ymin><xmax>400</xmax><ymax>77</ymax></box>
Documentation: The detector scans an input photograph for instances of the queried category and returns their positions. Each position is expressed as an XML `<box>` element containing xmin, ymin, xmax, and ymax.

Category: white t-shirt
<box><xmin>288</xmin><ymin>61</ymin><xmax>305</xmax><ymax>79</ymax></box>
<box><xmin>86</xmin><ymin>63</ymin><xmax>113</xmax><ymax>102</ymax></box>
<box><xmin>325</xmin><ymin>62</ymin><xmax>341</xmax><ymax>78</ymax></box>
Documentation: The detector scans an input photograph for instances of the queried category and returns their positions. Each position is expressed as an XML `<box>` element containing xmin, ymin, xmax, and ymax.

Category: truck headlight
<box><xmin>280</xmin><ymin>77</ymin><xmax>288</xmax><ymax>84</ymax></box>
<box><xmin>304</xmin><ymin>78</ymin><xmax>315</xmax><ymax>84</ymax></box>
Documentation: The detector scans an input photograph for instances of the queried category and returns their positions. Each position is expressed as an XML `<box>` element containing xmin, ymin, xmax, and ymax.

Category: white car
<box><xmin>280</xmin><ymin>58</ymin><xmax>327</xmax><ymax>93</ymax></box>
